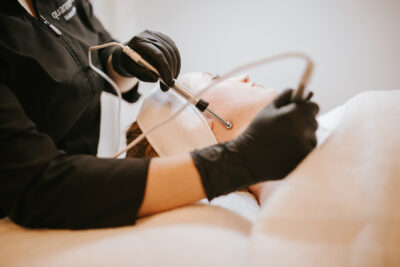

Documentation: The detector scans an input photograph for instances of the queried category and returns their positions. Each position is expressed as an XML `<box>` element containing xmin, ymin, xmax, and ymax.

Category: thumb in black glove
<box><xmin>191</xmin><ymin>89</ymin><xmax>319</xmax><ymax>200</ymax></box>
<box><xmin>111</xmin><ymin>30</ymin><xmax>181</xmax><ymax>91</ymax></box>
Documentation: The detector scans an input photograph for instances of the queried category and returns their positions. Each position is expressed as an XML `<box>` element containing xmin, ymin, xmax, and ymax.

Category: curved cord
<box><xmin>88</xmin><ymin>42</ymin><xmax>314</xmax><ymax>158</ymax></box>
<box><xmin>112</xmin><ymin>50</ymin><xmax>314</xmax><ymax>158</ymax></box>
<box><xmin>88</xmin><ymin>42</ymin><xmax>125</xmax><ymax>155</ymax></box>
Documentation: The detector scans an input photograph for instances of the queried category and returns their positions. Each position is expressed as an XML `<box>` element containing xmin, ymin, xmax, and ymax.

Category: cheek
<box><xmin>211</xmin><ymin>104</ymin><xmax>261</xmax><ymax>143</ymax></box>
<box><xmin>205</xmin><ymin>87</ymin><xmax>278</xmax><ymax>143</ymax></box>
<box><xmin>212</xmin><ymin>123</ymin><xmax>243</xmax><ymax>142</ymax></box>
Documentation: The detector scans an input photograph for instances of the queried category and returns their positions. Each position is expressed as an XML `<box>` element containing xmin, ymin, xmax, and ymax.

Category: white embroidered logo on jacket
<box><xmin>51</xmin><ymin>0</ymin><xmax>76</xmax><ymax>21</ymax></box>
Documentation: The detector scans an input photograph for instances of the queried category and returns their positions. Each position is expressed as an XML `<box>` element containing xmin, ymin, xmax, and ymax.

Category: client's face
<box><xmin>185</xmin><ymin>73</ymin><xmax>278</xmax><ymax>142</ymax></box>
<box><xmin>126</xmin><ymin>72</ymin><xmax>279</xmax><ymax>159</ymax></box>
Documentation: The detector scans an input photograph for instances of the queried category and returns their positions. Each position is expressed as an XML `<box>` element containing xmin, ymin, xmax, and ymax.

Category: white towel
<box><xmin>249</xmin><ymin>90</ymin><xmax>400</xmax><ymax>267</ymax></box>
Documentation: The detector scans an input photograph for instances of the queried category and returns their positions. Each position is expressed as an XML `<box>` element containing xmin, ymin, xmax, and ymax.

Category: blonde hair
<box><xmin>126</xmin><ymin>122</ymin><xmax>158</xmax><ymax>158</ymax></box>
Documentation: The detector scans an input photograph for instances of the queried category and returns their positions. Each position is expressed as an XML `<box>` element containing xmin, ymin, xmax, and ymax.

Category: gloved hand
<box><xmin>191</xmin><ymin>89</ymin><xmax>319</xmax><ymax>200</ymax></box>
<box><xmin>111</xmin><ymin>30</ymin><xmax>181</xmax><ymax>91</ymax></box>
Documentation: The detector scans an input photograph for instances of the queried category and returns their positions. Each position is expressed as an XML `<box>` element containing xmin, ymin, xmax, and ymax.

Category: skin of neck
<box><xmin>18</xmin><ymin>0</ymin><xmax>37</xmax><ymax>17</ymax></box>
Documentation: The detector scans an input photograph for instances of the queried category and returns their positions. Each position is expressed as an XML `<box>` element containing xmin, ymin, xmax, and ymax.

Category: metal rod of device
<box><xmin>206</xmin><ymin>108</ymin><xmax>233</xmax><ymax>129</ymax></box>
<box><xmin>173</xmin><ymin>81</ymin><xmax>233</xmax><ymax>129</ymax></box>
<box><xmin>171</xmin><ymin>81</ymin><xmax>199</xmax><ymax>106</ymax></box>
<box><xmin>127</xmin><ymin>48</ymin><xmax>233</xmax><ymax>129</ymax></box>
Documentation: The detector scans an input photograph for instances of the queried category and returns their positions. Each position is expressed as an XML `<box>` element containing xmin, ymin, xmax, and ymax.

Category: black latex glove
<box><xmin>111</xmin><ymin>30</ymin><xmax>181</xmax><ymax>91</ymax></box>
<box><xmin>191</xmin><ymin>89</ymin><xmax>319</xmax><ymax>200</ymax></box>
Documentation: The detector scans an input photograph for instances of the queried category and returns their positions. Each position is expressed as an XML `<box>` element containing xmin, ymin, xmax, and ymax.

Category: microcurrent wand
<box><xmin>89</xmin><ymin>42</ymin><xmax>314</xmax><ymax>158</ymax></box>
<box><xmin>121</xmin><ymin>46</ymin><xmax>233</xmax><ymax>129</ymax></box>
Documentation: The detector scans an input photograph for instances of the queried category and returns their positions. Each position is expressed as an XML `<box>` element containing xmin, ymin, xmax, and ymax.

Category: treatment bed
<box><xmin>1</xmin><ymin>90</ymin><xmax>399</xmax><ymax>267</ymax></box>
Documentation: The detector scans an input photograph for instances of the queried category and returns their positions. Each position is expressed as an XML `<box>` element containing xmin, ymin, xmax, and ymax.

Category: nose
<box><xmin>238</xmin><ymin>74</ymin><xmax>250</xmax><ymax>83</ymax></box>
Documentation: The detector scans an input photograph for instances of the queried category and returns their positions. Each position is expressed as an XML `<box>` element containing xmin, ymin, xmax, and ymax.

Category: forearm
<box><xmin>1</xmin><ymin>84</ymin><xmax>150</xmax><ymax>229</ymax></box>
<box><xmin>7</xmin><ymin>154</ymin><xmax>149</xmax><ymax>229</ymax></box>
<box><xmin>107</xmin><ymin>55</ymin><xmax>139</xmax><ymax>93</ymax></box>
<box><xmin>138</xmin><ymin>153</ymin><xmax>206</xmax><ymax>216</ymax></box>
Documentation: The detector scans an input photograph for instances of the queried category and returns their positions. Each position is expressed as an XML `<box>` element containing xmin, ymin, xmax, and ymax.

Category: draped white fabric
<box><xmin>2</xmin><ymin>90</ymin><xmax>399</xmax><ymax>266</ymax></box>
<box><xmin>249</xmin><ymin>90</ymin><xmax>400</xmax><ymax>267</ymax></box>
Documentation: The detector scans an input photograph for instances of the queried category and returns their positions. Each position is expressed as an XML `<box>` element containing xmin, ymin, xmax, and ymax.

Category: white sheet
<box><xmin>249</xmin><ymin>90</ymin><xmax>400</xmax><ymax>267</ymax></box>
<box><xmin>1</xmin><ymin>90</ymin><xmax>399</xmax><ymax>267</ymax></box>
<box><xmin>0</xmin><ymin>192</ymin><xmax>259</xmax><ymax>267</ymax></box>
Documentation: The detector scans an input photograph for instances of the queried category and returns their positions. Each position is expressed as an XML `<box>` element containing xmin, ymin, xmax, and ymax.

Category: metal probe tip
<box><xmin>206</xmin><ymin>108</ymin><xmax>233</xmax><ymax>129</ymax></box>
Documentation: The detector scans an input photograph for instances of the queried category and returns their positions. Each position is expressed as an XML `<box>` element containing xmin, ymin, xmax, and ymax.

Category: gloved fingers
<box><xmin>157</xmin><ymin>40</ymin><xmax>178</xmax><ymax>78</ymax></box>
<box><xmin>304</xmin><ymin>91</ymin><xmax>314</xmax><ymax>101</ymax></box>
<box><xmin>114</xmin><ymin>30</ymin><xmax>182</xmax><ymax>87</ymax></box>
<box><xmin>141</xmin><ymin>29</ymin><xmax>156</xmax><ymax>39</ymax></box>
<box><xmin>277</xmin><ymin>102</ymin><xmax>297</xmax><ymax>117</ymax></box>
<box><xmin>141</xmin><ymin>30</ymin><xmax>179</xmax><ymax>85</ymax></box>
<box><xmin>296</xmin><ymin>99</ymin><xmax>320</xmax><ymax>117</ymax></box>
<box><xmin>148</xmin><ymin>38</ymin><xmax>175</xmax><ymax>71</ymax></box>
<box><xmin>133</xmin><ymin>40</ymin><xmax>175</xmax><ymax>86</ymax></box>
<box><xmin>303</xmin><ymin>130</ymin><xmax>318</xmax><ymax>153</ymax></box>
<box><xmin>152</xmin><ymin>30</ymin><xmax>174</xmax><ymax>45</ymax></box>
<box><xmin>135</xmin><ymin>68</ymin><xmax>159</xmax><ymax>82</ymax></box>
<box><xmin>149</xmin><ymin>40</ymin><xmax>177</xmax><ymax>85</ymax></box>
<box><xmin>304</xmin><ymin>116</ymin><xmax>319</xmax><ymax>131</ymax></box>
<box><xmin>153</xmin><ymin>31</ymin><xmax>180</xmax><ymax>64</ymax></box>
<box><xmin>119</xmin><ymin>49</ymin><xmax>159</xmax><ymax>82</ymax></box>
<box><xmin>309</xmin><ymin>134</ymin><xmax>318</xmax><ymax>148</ymax></box>
<box><xmin>153</xmin><ymin>31</ymin><xmax>181</xmax><ymax>78</ymax></box>
<box><xmin>274</xmin><ymin>89</ymin><xmax>294</xmax><ymax>108</ymax></box>
<box><xmin>160</xmin><ymin>82</ymin><xmax>169</xmax><ymax>92</ymax></box>
<box><xmin>305</xmin><ymin>100</ymin><xmax>319</xmax><ymax>117</ymax></box>
<box><xmin>301</xmin><ymin>108</ymin><xmax>319</xmax><ymax>149</ymax></box>
<box><xmin>135</xmin><ymin>39</ymin><xmax>175</xmax><ymax>87</ymax></box>
<box><xmin>153</xmin><ymin>53</ymin><xmax>175</xmax><ymax>88</ymax></box>
<box><xmin>299</xmin><ymin>133</ymin><xmax>317</xmax><ymax>157</ymax></box>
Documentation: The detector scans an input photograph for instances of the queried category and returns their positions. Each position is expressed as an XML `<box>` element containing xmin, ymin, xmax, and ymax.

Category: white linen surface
<box><xmin>1</xmin><ymin>90</ymin><xmax>399</xmax><ymax>267</ymax></box>
<box><xmin>249</xmin><ymin>90</ymin><xmax>400</xmax><ymax>267</ymax></box>
<box><xmin>0</xmin><ymin>192</ymin><xmax>259</xmax><ymax>267</ymax></box>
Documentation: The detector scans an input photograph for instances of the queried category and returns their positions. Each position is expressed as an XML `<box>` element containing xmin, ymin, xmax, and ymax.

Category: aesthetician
<box><xmin>0</xmin><ymin>0</ymin><xmax>319</xmax><ymax>229</ymax></box>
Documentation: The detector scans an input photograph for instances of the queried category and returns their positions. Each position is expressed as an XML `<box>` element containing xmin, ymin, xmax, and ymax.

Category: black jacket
<box><xmin>0</xmin><ymin>0</ymin><xmax>149</xmax><ymax>229</ymax></box>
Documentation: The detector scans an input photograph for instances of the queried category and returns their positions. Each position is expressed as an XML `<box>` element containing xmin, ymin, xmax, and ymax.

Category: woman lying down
<box><xmin>126</xmin><ymin>72</ymin><xmax>298</xmax><ymax>211</ymax></box>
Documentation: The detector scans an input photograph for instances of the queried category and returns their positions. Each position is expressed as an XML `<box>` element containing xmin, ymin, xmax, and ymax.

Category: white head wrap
<box><xmin>136</xmin><ymin>73</ymin><xmax>218</xmax><ymax>157</ymax></box>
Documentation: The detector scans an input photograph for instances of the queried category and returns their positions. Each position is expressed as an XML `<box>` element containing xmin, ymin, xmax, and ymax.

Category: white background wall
<box><xmin>94</xmin><ymin>0</ymin><xmax>400</xmax><ymax>156</ymax></box>
<box><xmin>93</xmin><ymin>0</ymin><xmax>400</xmax><ymax>112</ymax></box>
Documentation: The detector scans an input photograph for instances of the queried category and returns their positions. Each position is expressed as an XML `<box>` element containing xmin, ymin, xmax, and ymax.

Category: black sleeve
<box><xmin>0</xmin><ymin>84</ymin><xmax>149</xmax><ymax>229</ymax></box>
<box><xmin>81</xmin><ymin>0</ymin><xmax>141</xmax><ymax>103</ymax></box>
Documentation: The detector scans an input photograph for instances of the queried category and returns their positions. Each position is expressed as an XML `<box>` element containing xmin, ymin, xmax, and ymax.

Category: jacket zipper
<box><xmin>39</xmin><ymin>15</ymin><xmax>62</xmax><ymax>36</ymax></box>
<box><xmin>37</xmin><ymin>15</ymin><xmax>96</xmax><ymax>98</ymax></box>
